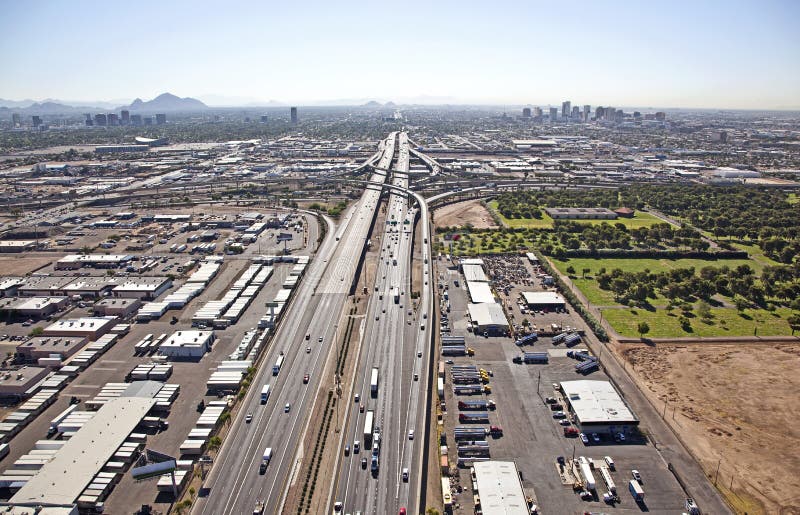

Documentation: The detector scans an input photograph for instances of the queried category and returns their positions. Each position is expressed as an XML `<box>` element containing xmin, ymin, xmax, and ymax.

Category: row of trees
<box><xmin>591</xmin><ymin>263</ymin><xmax>800</xmax><ymax>310</ymax></box>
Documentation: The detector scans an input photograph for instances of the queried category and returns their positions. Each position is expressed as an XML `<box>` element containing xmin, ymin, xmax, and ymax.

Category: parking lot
<box><xmin>436</xmin><ymin>255</ymin><xmax>691</xmax><ymax>514</ymax></box>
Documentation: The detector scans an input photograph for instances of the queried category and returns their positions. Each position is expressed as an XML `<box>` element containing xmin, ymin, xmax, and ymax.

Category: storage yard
<box><xmin>434</xmin><ymin>255</ymin><xmax>696</xmax><ymax>514</ymax></box>
<box><xmin>618</xmin><ymin>342</ymin><xmax>800</xmax><ymax>514</ymax></box>
<box><xmin>0</xmin><ymin>206</ymin><xmax>315</xmax><ymax>513</ymax></box>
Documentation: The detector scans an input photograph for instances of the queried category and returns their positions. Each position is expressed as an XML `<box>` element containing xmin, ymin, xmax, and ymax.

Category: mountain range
<box><xmin>124</xmin><ymin>93</ymin><xmax>207</xmax><ymax>112</ymax></box>
<box><xmin>0</xmin><ymin>92</ymin><xmax>209</xmax><ymax>114</ymax></box>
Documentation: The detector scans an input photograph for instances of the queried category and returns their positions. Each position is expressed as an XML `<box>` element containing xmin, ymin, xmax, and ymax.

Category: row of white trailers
<box><xmin>192</xmin><ymin>264</ymin><xmax>273</xmax><ymax>327</ymax></box>
<box><xmin>138</xmin><ymin>260</ymin><xmax>222</xmax><ymax>320</ymax></box>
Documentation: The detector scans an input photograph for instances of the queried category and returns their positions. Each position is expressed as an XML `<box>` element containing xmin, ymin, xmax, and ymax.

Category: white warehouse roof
<box><xmin>522</xmin><ymin>291</ymin><xmax>565</xmax><ymax>306</ymax></box>
<box><xmin>559</xmin><ymin>380</ymin><xmax>638</xmax><ymax>425</ymax></box>
<box><xmin>10</xmin><ymin>396</ymin><xmax>155</xmax><ymax>505</ymax></box>
<box><xmin>463</xmin><ymin>264</ymin><xmax>488</xmax><ymax>282</ymax></box>
<box><xmin>466</xmin><ymin>281</ymin><xmax>495</xmax><ymax>304</ymax></box>
<box><xmin>468</xmin><ymin>303</ymin><xmax>508</xmax><ymax>329</ymax></box>
<box><xmin>473</xmin><ymin>461</ymin><xmax>529</xmax><ymax>515</ymax></box>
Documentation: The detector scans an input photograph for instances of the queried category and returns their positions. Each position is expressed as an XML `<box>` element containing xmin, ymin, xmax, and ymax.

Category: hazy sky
<box><xmin>1</xmin><ymin>0</ymin><xmax>799</xmax><ymax>109</ymax></box>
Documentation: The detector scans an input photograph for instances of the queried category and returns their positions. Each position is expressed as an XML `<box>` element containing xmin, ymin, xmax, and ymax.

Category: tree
<box><xmin>566</xmin><ymin>265</ymin><xmax>576</xmax><ymax>276</ymax></box>
<box><xmin>208</xmin><ymin>436</ymin><xmax>222</xmax><ymax>453</ymax></box>
<box><xmin>696</xmin><ymin>300</ymin><xmax>712</xmax><ymax>320</ymax></box>
<box><xmin>637</xmin><ymin>321</ymin><xmax>650</xmax><ymax>338</ymax></box>
<box><xmin>582</xmin><ymin>268</ymin><xmax>591</xmax><ymax>278</ymax></box>
<box><xmin>28</xmin><ymin>326</ymin><xmax>44</xmax><ymax>337</ymax></box>
<box><xmin>788</xmin><ymin>314</ymin><xmax>800</xmax><ymax>336</ymax></box>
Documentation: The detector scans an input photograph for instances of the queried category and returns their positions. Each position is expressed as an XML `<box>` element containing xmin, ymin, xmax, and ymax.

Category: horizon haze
<box><xmin>1</xmin><ymin>0</ymin><xmax>799</xmax><ymax>110</ymax></box>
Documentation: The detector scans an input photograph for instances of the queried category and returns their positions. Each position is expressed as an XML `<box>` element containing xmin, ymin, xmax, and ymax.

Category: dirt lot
<box><xmin>617</xmin><ymin>342</ymin><xmax>800</xmax><ymax>514</ymax></box>
<box><xmin>434</xmin><ymin>200</ymin><xmax>497</xmax><ymax>230</ymax></box>
<box><xmin>0</xmin><ymin>256</ymin><xmax>55</xmax><ymax>275</ymax></box>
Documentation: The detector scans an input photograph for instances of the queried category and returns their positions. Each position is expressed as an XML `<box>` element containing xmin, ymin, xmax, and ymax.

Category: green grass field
<box><xmin>487</xmin><ymin>201</ymin><xmax>667</xmax><ymax>230</ymax></box>
<box><xmin>550</xmin><ymin>255</ymin><xmax>796</xmax><ymax>337</ymax></box>
<box><xmin>788</xmin><ymin>193</ymin><xmax>798</xmax><ymax>204</ymax></box>
<box><xmin>602</xmin><ymin>306</ymin><xmax>795</xmax><ymax>338</ymax></box>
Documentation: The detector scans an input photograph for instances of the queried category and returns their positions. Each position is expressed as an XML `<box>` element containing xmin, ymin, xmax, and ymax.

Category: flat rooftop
<box><xmin>522</xmin><ymin>291</ymin><xmax>565</xmax><ymax>305</ymax></box>
<box><xmin>473</xmin><ymin>461</ymin><xmax>529</xmax><ymax>515</ymax></box>
<box><xmin>560</xmin><ymin>379</ymin><xmax>638</xmax><ymax>425</ymax></box>
<box><xmin>10</xmin><ymin>396</ymin><xmax>155</xmax><ymax>505</ymax></box>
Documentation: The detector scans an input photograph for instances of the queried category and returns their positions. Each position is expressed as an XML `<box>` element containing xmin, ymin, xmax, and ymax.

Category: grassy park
<box><xmin>551</xmin><ymin>256</ymin><xmax>798</xmax><ymax>338</ymax></box>
<box><xmin>487</xmin><ymin>200</ymin><xmax>666</xmax><ymax>229</ymax></box>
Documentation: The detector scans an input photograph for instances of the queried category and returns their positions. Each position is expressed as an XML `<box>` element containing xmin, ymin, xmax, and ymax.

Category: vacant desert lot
<box><xmin>618</xmin><ymin>343</ymin><xmax>800</xmax><ymax>514</ymax></box>
<box><xmin>434</xmin><ymin>199</ymin><xmax>497</xmax><ymax>230</ymax></box>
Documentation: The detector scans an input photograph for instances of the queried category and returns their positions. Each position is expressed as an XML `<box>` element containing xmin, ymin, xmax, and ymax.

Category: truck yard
<box><xmin>434</xmin><ymin>254</ymin><xmax>710</xmax><ymax>514</ymax></box>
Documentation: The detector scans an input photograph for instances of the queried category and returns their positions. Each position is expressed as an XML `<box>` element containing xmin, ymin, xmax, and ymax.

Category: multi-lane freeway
<box><xmin>194</xmin><ymin>133</ymin><xmax>398</xmax><ymax>515</ymax></box>
<box><xmin>330</xmin><ymin>132</ymin><xmax>434</xmax><ymax>515</ymax></box>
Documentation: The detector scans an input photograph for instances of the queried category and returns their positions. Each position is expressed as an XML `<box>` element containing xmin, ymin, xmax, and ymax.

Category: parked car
<box><xmin>580</xmin><ymin>433</ymin><xmax>589</xmax><ymax>444</ymax></box>
<box><xmin>632</xmin><ymin>470</ymin><xmax>642</xmax><ymax>483</ymax></box>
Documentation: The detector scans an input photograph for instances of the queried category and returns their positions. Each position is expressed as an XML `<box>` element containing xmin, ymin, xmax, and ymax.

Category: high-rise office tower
<box><xmin>156</xmin><ymin>113</ymin><xmax>166</xmax><ymax>125</ymax></box>
<box><xmin>595</xmin><ymin>106</ymin><xmax>605</xmax><ymax>120</ymax></box>
<box><xmin>107</xmin><ymin>113</ymin><xmax>119</xmax><ymax>126</ymax></box>
<box><xmin>655</xmin><ymin>112</ymin><xmax>666</xmax><ymax>121</ymax></box>
<box><xmin>290</xmin><ymin>107</ymin><xmax>298</xmax><ymax>124</ymax></box>
<box><xmin>562</xmin><ymin>101</ymin><xmax>571</xmax><ymax>119</ymax></box>
<box><xmin>94</xmin><ymin>114</ymin><xmax>107</xmax><ymax>126</ymax></box>
<box><xmin>549</xmin><ymin>107</ymin><xmax>558</xmax><ymax>122</ymax></box>
<box><xmin>32</xmin><ymin>115</ymin><xmax>42</xmax><ymax>128</ymax></box>
<box><xmin>143</xmin><ymin>116</ymin><xmax>153</xmax><ymax>125</ymax></box>
<box><xmin>571</xmin><ymin>106</ymin><xmax>580</xmax><ymax>119</ymax></box>
<box><xmin>583</xmin><ymin>105</ymin><xmax>591</xmax><ymax>121</ymax></box>
<box><xmin>522</xmin><ymin>107</ymin><xmax>531</xmax><ymax>118</ymax></box>
<box><xmin>12</xmin><ymin>113</ymin><xmax>20</xmax><ymax>127</ymax></box>
<box><xmin>606</xmin><ymin>107</ymin><xmax>616</xmax><ymax>121</ymax></box>
<box><xmin>130</xmin><ymin>114</ymin><xmax>142</xmax><ymax>126</ymax></box>
<box><xmin>121</xmin><ymin>110</ymin><xmax>130</xmax><ymax>125</ymax></box>
<box><xmin>260</xmin><ymin>115</ymin><xmax>268</xmax><ymax>123</ymax></box>
<box><xmin>533</xmin><ymin>107</ymin><xmax>543</xmax><ymax>121</ymax></box>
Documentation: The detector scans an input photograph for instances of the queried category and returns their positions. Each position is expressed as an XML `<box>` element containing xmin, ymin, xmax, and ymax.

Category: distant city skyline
<box><xmin>1</xmin><ymin>0</ymin><xmax>799</xmax><ymax>110</ymax></box>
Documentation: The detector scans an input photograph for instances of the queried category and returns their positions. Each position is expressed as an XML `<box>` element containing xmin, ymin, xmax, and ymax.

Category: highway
<box><xmin>331</xmin><ymin>132</ymin><xmax>434</xmax><ymax>515</ymax></box>
<box><xmin>193</xmin><ymin>133</ymin><xmax>398</xmax><ymax>515</ymax></box>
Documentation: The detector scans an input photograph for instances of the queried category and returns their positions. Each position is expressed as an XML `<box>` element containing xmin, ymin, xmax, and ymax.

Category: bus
<box><xmin>363</xmin><ymin>410</ymin><xmax>375</xmax><ymax>445</ymax></box>
<box><xmin>370</xmin><ymin>368</ymin><xmax>379</xmax><ymax>396</ymax></box>
<box><xmin>273</xmin><ymin>355</ymin><xmax>284</xmax><ymax>376</ymax></box>
<box><xmin>260</xmin><ymin>384</ymin><xmax>270</xmax><ymax>403</ymax></box>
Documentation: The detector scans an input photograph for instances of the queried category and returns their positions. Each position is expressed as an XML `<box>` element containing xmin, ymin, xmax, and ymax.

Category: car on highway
<box><xmin>417</xmin><ymin>351</ymin><xmax>422</xmax><ymax>357</ymax></box>
<box><xmin>354</xmin><ymin>393</ymin><xmax>360</xmax><ymax>403</ymax></box>
<box><xmin>306</xmin><ymin>346</ymin><xmax>311</xmax><ymax>353</ymax></box>
<box><xmin>284</xmin><ymin>403</ymin><xmax>291</xmax><ymax>413</ymax></box>
<box><xmin>359</xmin><ymin>404</ymin><xmax>365</xmax><ymax>413</ymax></box>
<box><xmin>413</xmin><ymin>373</ymin><xmax>419</xmax><ymax>381</ymax></box>
<box><xmin>334</xmin><ymin>501</ymin><xmax>343</xmax><ymax>512</ymax></box>
<box><xmin>402</xmin><ymin>468</ymin><xmax>409</xmax><ymax>482</ymax></box>
<box><xmin>305</xmin><ymin>333</ymin><xmax>310</xmax><ymax>340</ymax></box>
<box><xmin>318</xmin><ymin>336</ymin><xmax>323</xmax><ymax>343</ymax></box>
<box><xmin>344</xmin><ymin>444</ymin><xmax>350</xmax><ymax>456</ymax></box>
<box><xmin>303</xmin><ymin>373</ymin><xmax>310</xmax><ymax>384</ymax></box>
<box><xmin>408</xmin><ymin>429</ymin><xmax>414</xmax><ymax>440</ymax></box>
<box><xmin>245</xmin><ymin>412</ymin><xmax>253</xmax><ymax>423</ymax></box>
<box><xmin>361</xmin><ymin>457</ymin><xmax>368</xmax><ymax>469</ymax></box>
<box><xmin>353</xmin><ymin>440</ymin><xmax>360</xmax><ymax>453</ymax></box>
<box><xmin>399</xmin><ymin>508</ymin><xmax>406</xmax><ymax>515</ymax></box>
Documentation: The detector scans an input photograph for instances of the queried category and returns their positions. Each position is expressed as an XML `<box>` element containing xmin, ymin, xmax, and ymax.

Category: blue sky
<box><xmin>1</xmin><ymin>0</ymin><xmax>798</xmax><ymax>108</ymax></box>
